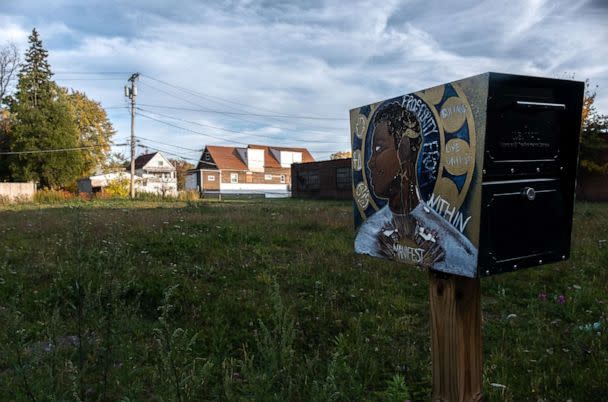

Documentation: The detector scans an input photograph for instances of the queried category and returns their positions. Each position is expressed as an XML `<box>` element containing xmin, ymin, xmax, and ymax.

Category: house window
<box><xmin>204</xmin><ymin>153</ymin><xmax>211</xmax><ymax>161</ymax></box>
<box><xmin>207</xmin><ymin>175</ymin><xmax>215</xmax><ymax>181</ymax></box>
<box><xmin>280</xmin><ymin>174</ymin><xmax>286</xmax><ymax>183</ymax></box>
<box><xmin>336</xmin><ymin>167</ymin><xmax>352</xmax><ymax>190</ymax></box>
<box><xmin>264</xmin><ymin>174</ymin><xmax>272</xmax><ymax>181</ymax></box>
<box><xmin>158</xmin><ymin>160</ymin><xmax>164</xmax><ymax>166</ymax></box>
<box><xmin>230</xmin><ymin>173</ymin><xmax>239</xmax><ymax>183</ymax></box>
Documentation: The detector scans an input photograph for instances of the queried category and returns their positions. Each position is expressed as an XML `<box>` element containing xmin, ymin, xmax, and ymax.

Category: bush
<box><xmin>104</xmin><ymin>178</ymin><xmax>130</xmax><ymax>198</ymax></box>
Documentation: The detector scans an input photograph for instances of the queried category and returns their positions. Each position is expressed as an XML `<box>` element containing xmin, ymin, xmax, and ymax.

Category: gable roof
<box><xmin>206</xmin><ymin>146</ymin><xmax>248</xmax><ymax>170</ymax></box>
<box><xmin>202</xmin><ymin>144</ymin><xmax>314</xmax><ymax>170</ymax></box>
<box><xmin>133</xmin><ymin>152</ymin><xmax>175</xmax><ymax>170</ymax></box>
<box><xmin>134</xmin><ymin>153</ymin><xmax>157</xmax><ymax>169</ymax></box>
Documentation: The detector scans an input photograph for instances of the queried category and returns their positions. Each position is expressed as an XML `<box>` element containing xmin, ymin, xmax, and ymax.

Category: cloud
<box><xmin>1</xmin><ymin>0</ymin><xmax>607</xmax><ymax>160</ymax></box>
<box><xmin>0</xmin><ymin>18</ymin><xmax>29</xmax><ymax>45</ymax></box>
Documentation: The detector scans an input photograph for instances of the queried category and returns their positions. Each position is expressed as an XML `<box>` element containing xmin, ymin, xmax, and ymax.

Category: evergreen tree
<box><xmin>5</xmin><ymin>28</ymin><xmax>84</xmax><ymax>188</ymax></box>
<box><xmin>18</xmin><ymin>29</ymin><xmax>52</xmax><ymax>108</ymax></box>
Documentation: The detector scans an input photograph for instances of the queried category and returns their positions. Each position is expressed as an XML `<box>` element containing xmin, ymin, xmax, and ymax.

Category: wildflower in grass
<box><xmin>538</xmin><ymin>292</ymin><xmax>547</xmax><ymax>301</ymax></box>
<box><xmin>557</xmin><ymin>294</ymin><xmax>566</xmax><ymax>304</ymax></box>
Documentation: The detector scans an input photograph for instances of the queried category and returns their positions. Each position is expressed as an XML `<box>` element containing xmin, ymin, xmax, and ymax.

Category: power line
<box><xmin>138</xmin><ymin>81</ymin><xmax>265</xmax><ymax>128</ymax></box>
<box><xmin>139</xmin><ymin>83</ymin><xmax>345</xmax><ymax>120</ymax></box>
<box><xmin>136</xmin><ymin>143</ymin><xmax>200</xmax><ymax>163</ymax></box>
<box><xmin>138</xmin><ymin>81</ymin><xmax>344</xmax><ymax>131</ymax></box>
<box><xmin>136</xmin><ymin>111</ymin><xmax>341</xmax><ymax>153</ymax></box>
<box><xmin>136</xmin><ymin>136</ymin><xmax>203</xmax><ymax>152</ymax></box>
<box><xmin>140</xmin><ymin>74</ymin><xmax>347</xmax><ymax>121</ymax></box>
<box><xmin>139</xmin><ymin>100</ymin><xmax>339</xmax><ymax>132</ymax></box>
<box><xmin>136</xmin><ymin>111</ymin><xmax>248</xmax><ymax>146</ymax></box>
<box><xmin>55</xmin><ymin>78</ymin><xmax>127</xmax><ymax>81</ymax></box>
<box><xmin>136</xmin><ymin>106</ymin><xmax>346</xmax><ymax>145</ymax></box>
<box><xmin>54</xmin><ymin>71</ymin><xmax>131</xmax><ymax>75</ymax></box>
<box><xmin>0</xmin><ymin>143</ymin><xmax>127</xmax><ymax>155</ymax></box>
<box><xmin>136</xmin><ymin>106</ymin><xmax>244</xmax><ymax>133</ymax></box>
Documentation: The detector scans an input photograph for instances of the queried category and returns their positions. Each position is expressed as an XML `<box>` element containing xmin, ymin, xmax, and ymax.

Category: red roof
<box><xmin>204</xmin><ymin>145</ymin><xmax>314</xmax><ymax>170</ymax></box>
<box><xmin>206</xmin><ymin>146</ymin><xmax>248</xmax><ymax>170</ymax></box>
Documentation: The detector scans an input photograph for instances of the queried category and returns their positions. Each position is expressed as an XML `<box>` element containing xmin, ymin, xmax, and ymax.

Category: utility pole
<box><xmin>126</xmin><ymin>73</ymin><xmax>139</xmax><ymax>199</ymax></box>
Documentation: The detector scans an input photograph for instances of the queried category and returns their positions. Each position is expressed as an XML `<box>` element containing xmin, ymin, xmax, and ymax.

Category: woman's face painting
<box><xmin>368</xmin><ymin>120</ymin><xmax>400</xmax><ymax>198</ymax></box>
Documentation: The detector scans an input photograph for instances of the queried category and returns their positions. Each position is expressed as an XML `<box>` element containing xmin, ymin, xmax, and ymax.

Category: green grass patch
<box><xmin>0</xmin><ymin>198</ymin><xmax>606</xmax><ymax>400</ymax></box>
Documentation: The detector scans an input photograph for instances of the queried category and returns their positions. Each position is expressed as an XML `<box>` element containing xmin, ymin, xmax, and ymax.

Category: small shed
<box><xmin>291</xmin><ymin>158</ymin><xmax>352</xmax><ymax>200</ymax></box>
<box><xmin>77</xmin><ymin>172</ymin><xmax>134</xmax><ymax>193</ymax></box>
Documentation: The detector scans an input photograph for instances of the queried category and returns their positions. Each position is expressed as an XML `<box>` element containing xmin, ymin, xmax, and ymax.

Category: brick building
<box><xmin>291</xmin><ymin>158</ymin><xmax>352</xmax><ymax>200</ymax></box>
<box><xmin>186</xmin><ymin>144</ymin><xmax>314</xmax><ymax>196</ymax></box>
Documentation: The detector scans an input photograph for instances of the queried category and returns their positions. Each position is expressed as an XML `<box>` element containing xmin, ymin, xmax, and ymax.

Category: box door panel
<box><xmin>479</xmin><ymin>179</ymin><xmax>569</xmax><ymax>275</ymax></box>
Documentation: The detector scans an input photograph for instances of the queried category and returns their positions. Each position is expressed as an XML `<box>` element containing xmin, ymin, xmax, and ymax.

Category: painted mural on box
<box><xmin>351</xmin><ymin>83</ymin><xmax>478</xmax><ymax>277</ymax></box>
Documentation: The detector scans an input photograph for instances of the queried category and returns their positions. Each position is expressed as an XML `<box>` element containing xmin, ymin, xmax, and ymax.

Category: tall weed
<box><xmin>224</xmin><ymin>281</ymin><xmax>297</xmax><ymax>401</ymax></box>
<box><xmin>153</xmin><ymin>285</ymin><xmax>214</xmax><ymax>401</ymax></box>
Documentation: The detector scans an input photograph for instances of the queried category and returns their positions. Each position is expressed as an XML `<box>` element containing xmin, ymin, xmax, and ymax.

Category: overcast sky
<box><xmin>1</xmin><ymin>0</ymin><xmax>607</xmax><ymax>162</ymax></box>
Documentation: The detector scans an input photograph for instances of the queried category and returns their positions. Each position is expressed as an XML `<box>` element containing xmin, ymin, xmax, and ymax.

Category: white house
<box><xmin>78</xmin><ymin>152</ymin><xmax>178</xmax><ymax>196</ymax></box>
<box><xmin>133</xmin><ymin>152</ymin><xmax>178</xmax><ymax>196</ymax></box>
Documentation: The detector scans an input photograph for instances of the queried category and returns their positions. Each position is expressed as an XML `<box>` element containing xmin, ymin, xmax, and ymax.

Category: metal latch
<box><xmin>522</xmin><ymin>187</ymin><xmax>536</xmax><ymax>201</ymax></box>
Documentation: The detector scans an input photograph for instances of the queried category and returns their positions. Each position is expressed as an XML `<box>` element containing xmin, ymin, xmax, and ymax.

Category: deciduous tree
<box><xmin>170</xmin><ymin>159</ymin><xmax>194</xmax><ymax>190</ymax></box>
<box><xmin>0</xmin><ymin>42</ymin><xmax>19</xmax><ymax>104</ymax></box>
<box><xmin>330</xmin><ymin>151</ymin><xmax>351</xmax><ymax>160</ymax></box>
<box><xmin>104</xmin><ymin>152</ymin><xmax>129</xmax><ymax>172</ymax></box>
<box><xmin>579</xmin><ymin>81</ymin><xmax>608</xmax><ymax>174</ymax></box>
<box><xmin>66</xmin><ymin>90</ymin><xmax>116</xmax><ymax>175</ymax></box>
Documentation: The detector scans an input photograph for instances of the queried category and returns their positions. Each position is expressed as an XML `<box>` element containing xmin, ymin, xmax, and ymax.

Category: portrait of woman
<box><xmin>354</xmin><ymin>101</ymin><xmax>444</xmax><ymax>267</ymax></box>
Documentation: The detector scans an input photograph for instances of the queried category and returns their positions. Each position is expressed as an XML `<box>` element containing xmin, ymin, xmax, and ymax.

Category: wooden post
<box><xmin>429</xmin><ymin>271</ymin><xmax>483</xmax><ymax>402</ymax></box>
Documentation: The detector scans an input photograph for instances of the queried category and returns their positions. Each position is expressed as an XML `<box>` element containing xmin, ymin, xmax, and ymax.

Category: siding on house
<box><xmin>133</xmin><ymin>153</ymin><xmax>178</xmax><ymax>195</ymax></box>
<box><xmin>219</xmin><ymin>169</ymin><xmax>289</xmax><ymax>185</ymax></box>
<box><xmin>79</xmin><ymin>152</ymin><xmax>178</xmax><ymax>196</ymax></box>
<box><xmin>201</xmin><ymin>170</ymin><xmax>220</xmax><ymax>191</ymax></box>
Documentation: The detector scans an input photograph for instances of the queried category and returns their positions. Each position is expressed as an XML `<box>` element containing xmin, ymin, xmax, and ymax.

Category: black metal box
<box><xmin>350</xmin><ymin>72</ymin><xmax>584</xmax><ymax>277</ymax></box>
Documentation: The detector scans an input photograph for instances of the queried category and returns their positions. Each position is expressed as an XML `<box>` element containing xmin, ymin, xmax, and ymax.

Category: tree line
<box><xmin>0</xmin><ymin>29</ymin><xmax>117</xmax><ymax>189</ymax></box>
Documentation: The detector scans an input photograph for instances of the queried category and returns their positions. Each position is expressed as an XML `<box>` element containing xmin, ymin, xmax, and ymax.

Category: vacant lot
<box><xmin>0</xmin><ymin>198</ymin><xmax>606</xmax><ymax>401</ymax></box>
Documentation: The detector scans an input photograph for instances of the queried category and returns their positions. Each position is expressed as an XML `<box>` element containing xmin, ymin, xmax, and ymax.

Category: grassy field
<box><xmin>0</xmin><ymin>198</ymin><xmax>606</xmax><ymax>401</ymax></box>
